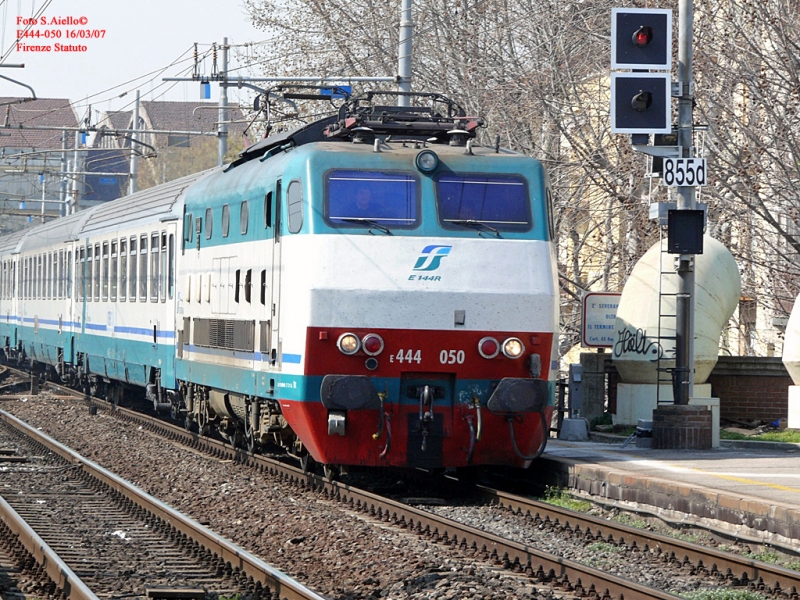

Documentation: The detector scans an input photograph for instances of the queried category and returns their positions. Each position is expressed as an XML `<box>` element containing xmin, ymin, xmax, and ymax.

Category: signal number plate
<box><xmin>663</xmin><ymin>158</ymin><xmax>707</xmax><ymax>187</ymax></box>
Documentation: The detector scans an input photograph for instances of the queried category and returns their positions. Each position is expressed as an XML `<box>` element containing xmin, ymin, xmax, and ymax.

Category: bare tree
<box><xmin>243</xmin><ymin>0</ymin><xmax>800</xmax><ymax>358</ymax></box>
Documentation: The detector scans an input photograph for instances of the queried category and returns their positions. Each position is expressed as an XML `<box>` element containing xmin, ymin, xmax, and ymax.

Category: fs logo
<box><xmin>413</xmin><ymin>245</ymin><xmax>452</xmax><ymax>271</ymax></box>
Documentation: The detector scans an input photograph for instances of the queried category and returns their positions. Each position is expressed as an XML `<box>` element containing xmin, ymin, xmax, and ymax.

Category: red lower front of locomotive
<box><xmin>279</xmin><ymin>327</ymin><xmax>555</xmax><ymax>469</ymax></box>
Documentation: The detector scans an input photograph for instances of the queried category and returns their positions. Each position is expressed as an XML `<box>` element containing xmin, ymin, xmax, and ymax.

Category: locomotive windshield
<box><xmin>325</xmin><ymin>170</ymin><xmax>420</xmax><ymax>230</ymax></box>
<box><xmin>436</xmin><ymin>174</ymin><xmax>532</xmax><ymax>232</ymax></box>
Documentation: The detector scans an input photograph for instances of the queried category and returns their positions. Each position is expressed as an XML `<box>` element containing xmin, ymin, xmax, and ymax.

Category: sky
<box><xmin>0</xmin><ymin>0</ymin><xmax>266</xmax><ymax>121</ymax></box>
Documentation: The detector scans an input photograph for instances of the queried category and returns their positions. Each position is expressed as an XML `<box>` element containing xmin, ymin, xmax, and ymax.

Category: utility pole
<box><xmin>674</xmin><ymin>0</ymin><xmax>696</xmax><ymax>404</ymax></box>
<box><xmin>130</xmin><ymin>90</ymin><xmax>140</xmax><ymax>195</ymax></box>
<box><xmin>218</xmin><ymin>37</ymin><xmax>229</xmax><ymax>166</ymax></box>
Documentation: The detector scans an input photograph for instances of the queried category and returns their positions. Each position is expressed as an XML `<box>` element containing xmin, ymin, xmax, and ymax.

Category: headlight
<box><xmin>337</xmin><ymin>333</ymin><xmax>360</xmax><ymax>355</ymax></box>
<box><xmin>415</xmin><ymin>150</ymin><xmax>439</xmax><ymax>173</ymax></box>
<box><xmin>478</xmin><ymin>336</ymin><xmax>500</xmax><ymax>359</ymax></box>
<box><xmin>362</xmin><ymin>333</ymin><xmax>384</xmax><ymax>356</ymax></box>
<box><xmin>502</xmin><ymin>337</ymin><xmax>524</xmax><ymax>359</ymax></box>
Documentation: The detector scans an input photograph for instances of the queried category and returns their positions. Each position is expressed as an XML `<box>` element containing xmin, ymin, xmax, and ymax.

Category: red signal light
<box><xmin>632</xmin><ymin>26</ymin><xmax>653</xmax><ymax>47</ymax></box>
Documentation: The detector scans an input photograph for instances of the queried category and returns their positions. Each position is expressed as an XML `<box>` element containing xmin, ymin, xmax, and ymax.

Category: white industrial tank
<box><xmin>612</xmin><ymin>235</ymin><xmax>740</xmax><ymax>384</ymax></box>
<box><xmin>782</xmin><ymin>299</ymin><xmax>800</xmax><ymax>384</ymax></box>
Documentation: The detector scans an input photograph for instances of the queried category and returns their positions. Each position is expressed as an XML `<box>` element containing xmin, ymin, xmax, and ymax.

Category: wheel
<box><xmin>197</xmin><ymin>409</ymin><xmax>210</xmax><ymax>436</ymax></box>
<box><xmin>299</xmin><ymin>453</ymin><xmax>315</xmax><ymax>474</ymax></box>
<box><xmin>322</xmin><ymin>464</ymin><xmax>338</xmax><ymax>481</ymax></box>
<box><xmin>245</xmin><ymin>431</ymin><xmax>258</xmax><ymax>454</ymax></box>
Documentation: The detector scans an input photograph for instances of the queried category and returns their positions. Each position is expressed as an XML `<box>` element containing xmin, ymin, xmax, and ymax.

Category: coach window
<box><xmin>35</xmin><ymin>255</ymin><xmax>41</xmax><ymax>299</ymax></box>
<box><xmin>57</xmin><ymin>251</ymin><xmax>63</xmax><ymax>298</ymax></box>
<box><xmin>110</xmin><ymin>241</ymin><xmax>118</xmax><ymax>301</ymax></box>
<box><xmin>149</xmin><ymin>233</ymin><xmax>159</xmax><ymax>302</ymax></box>
<box><xmin>46</xmin><ymin>253</ymin><xmax>52</xmax><ymax>299</ymax></box>
<box><xmin>54</xmin><ymin>252</ymin><xmax>59</xmax><ymax>299</ymax></box>
<box><xmin>260</xmin><ymin>269</ymin><xmax>266</xmax><ymax>305</ymax></box>
<box><xmin>240</xmin><ymin>201</ymin><xmax>249</xmax><ymax>235</ymax></box>
<box><xmin>160</xmin><ymin>232</ymin><xmax>167</xmax><ymax>302</ymax></box>
<box><xmin>129</xmin><ymin>237</ymin><xmax>137</xmax><ymax>302</ymax></box>
<box><xmin>245</xmin><ymin>268</ymin><xmax>252</xmax><ymax>303</ymax></box>
<box><xmin>78</xmin><ymin>249</ymin><xmax>84</xmax><ymax>301</ymax></box>
<box><xmin>87</xmin><ymin>248</ymin><xmax>94</xmax><ymax>301</ymax></box>
<box><xmin>139</xmin><ymin>235</ymin><xmax>148</xmax><ymax>301</ymax></box>
<box><xmin>205</xmin><ymin>208</ymin><xmax>213</xmax><ymax>240</ymax></box>
<box><xmin>287</xmin><ymin>181</ymin><xmax>303</xmax><ymax>233</ymax></box>
<box><xmin>119</xmin><ymin>240</ymin><xmax>127</xmax><ymax>301</ymax></box>
<box><xmin>102</xmin><ymin>242</ymin><xmax>109</xmax><ymax>301</ymax></box>
<box><xmin>264</xmin><ymin>191</ymin><xmax>272</xmax><ymax>228</ymax></box>
<box><xmin>235</xmin><ymin>269</ymin><xmax>241</xmax><ymax>303</ymax></box>
<box><xmin>93</xmin><ymin>244</ymin><xmax>101</xmax><ymax>302</ymax></box>
<box><xmin>222</xmin><ymin>204</ymin><xmax>230</xmax><ymax>238</ymax></box>
<box><xmin>67</xmin><ymin>250</ymin><xmax>72</xmax><ymax>299</ymax></box>
<box><xmin>183</xmin><ymin>212</ymin><xmax>193</xmax><ymax>244</ymax></box>
<box><xmin>168</xmin><ymin>233</ymin><xmax>175</xmax><ymax>299</ymax></box>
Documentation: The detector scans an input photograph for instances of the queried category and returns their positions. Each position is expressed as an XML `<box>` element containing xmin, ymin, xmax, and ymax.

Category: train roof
<box><xmin>2</xmin><ymin>168</ymin><xmax>218</xmax><ymax>255</ymax></box>
<box><xmin>79</xmin><ymin>168</ymin><xmax>217</xmax><ymax>236</ymax></box>
<box><xmin>0</xmin><ymin>228</ymin><xmax>31</xmax><ymax>255</ymax></box>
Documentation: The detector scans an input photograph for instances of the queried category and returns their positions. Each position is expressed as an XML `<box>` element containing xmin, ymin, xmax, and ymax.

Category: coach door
<box><xmin>269</xmin><ymin>179</ymin><xmax>282</xmax><ymax>369</ymax></box>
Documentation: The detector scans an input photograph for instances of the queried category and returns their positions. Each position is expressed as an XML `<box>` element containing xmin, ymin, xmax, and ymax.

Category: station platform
<box><xmin>537</xmin><ymin>437</ymin><xmax>800</xmax><ymax>550</ymax></box>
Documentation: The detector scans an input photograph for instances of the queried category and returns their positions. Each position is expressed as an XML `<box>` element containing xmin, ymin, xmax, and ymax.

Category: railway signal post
<box><xmin>611</xmin><ymin>2</ymin><xmax>709</xmax><ymax>446</ymax></box>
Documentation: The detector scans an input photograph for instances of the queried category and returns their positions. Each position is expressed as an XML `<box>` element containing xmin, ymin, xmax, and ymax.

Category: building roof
<box><xmin>105</xmin><ymin>110</ymin><xmax>132</xmax><ymax>131</ymax></box>
<box><xmin>0</xmin><ymin>97</ymin><xmax>79</xmax><ymax>150</ymax></box>
<box><xmin>140</xmin><ymin>100</ymin><xmax>248</xmax><ymax>137</ymax></box>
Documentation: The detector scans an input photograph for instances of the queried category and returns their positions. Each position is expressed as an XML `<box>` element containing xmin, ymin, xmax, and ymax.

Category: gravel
<box><xmin>1</xmin><ymin>392</ymin><xmax>731</xmax><ymax>598</ymax></box>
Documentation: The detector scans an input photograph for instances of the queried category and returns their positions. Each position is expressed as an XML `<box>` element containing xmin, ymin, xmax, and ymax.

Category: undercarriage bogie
<box><xmin>178</xmin><ymin>381</ymin><xmax>293</xmax><ymax>451</ymax></box>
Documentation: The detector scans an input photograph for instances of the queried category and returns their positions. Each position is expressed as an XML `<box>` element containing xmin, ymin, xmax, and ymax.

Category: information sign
<box><xmin>582</xmin><ymin>292</ymin><xmax>622</xmax><ymax>348</ymax></box>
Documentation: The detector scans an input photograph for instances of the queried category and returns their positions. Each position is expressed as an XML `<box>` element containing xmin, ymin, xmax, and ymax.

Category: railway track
<box><xmin>0</xmin><ymin>408</ymin><xmax>327</xmax><ymax>600</ymax></box>
<box><xmin>5</xmin><ymin>370</ymin><xmax>799</xmax><ymax>598</ymax></box>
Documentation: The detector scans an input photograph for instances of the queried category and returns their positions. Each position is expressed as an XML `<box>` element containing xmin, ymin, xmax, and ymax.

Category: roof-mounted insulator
<box><xmin>352</xmin><ymin>126</ymin><xmax>374</xmax><ymax>144</ymax></box>
<box><xmin>448</xmin><ymin>129</ymin><xmax>469</xmax><ymax>147</ymax></box>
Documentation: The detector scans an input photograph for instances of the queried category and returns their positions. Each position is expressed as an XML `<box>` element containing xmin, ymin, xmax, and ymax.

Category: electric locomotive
<box><xmin>0</xmin><ymin>92</ymin><xmax>559</xmax><ymax>473</ymax></box>
<box><xmin>176</xmin><ymin>92</ymin><xmax>559</xmax><ymax>471</ymax></box>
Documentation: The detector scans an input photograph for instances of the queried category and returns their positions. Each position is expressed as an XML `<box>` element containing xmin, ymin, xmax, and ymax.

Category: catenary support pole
<box><xmin>129</xmin><ymin>90</ymin><xmax>140</xmax><ymax>195</ymax></box>
<box><xmin>218</xmin><ymin>37</ymin><xmax>229</xmax><ymax>166</ymax></box>
<box><xmin>674</xmin><ymin>0</ymin><xmax>695</xmax><ymax>404</ymax></box>
<box><xmin>398</xmin><ymin>0</ymin><xmax>413</xmax><ymax>107</ymax></box>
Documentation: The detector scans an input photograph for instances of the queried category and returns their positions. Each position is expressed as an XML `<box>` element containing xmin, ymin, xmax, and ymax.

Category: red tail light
<box><xmin>478</xmin><ymin>336</ymin><xmax>500</xmax><ymax>359</ymax></box>
<box><xmin>362</xmin><ymin>333</ymin><xmax>384</xmax><ymax>356</ymax></box>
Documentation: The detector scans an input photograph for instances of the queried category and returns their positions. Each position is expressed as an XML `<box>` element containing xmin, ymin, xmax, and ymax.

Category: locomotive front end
<box><xmin>278</xmin><ymin>137</ymin><xmax>559</xmax><ymax>470</ymax></box>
